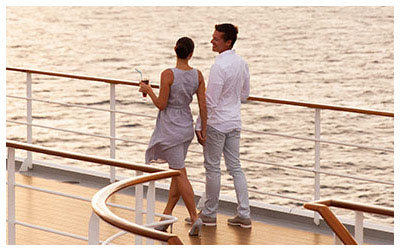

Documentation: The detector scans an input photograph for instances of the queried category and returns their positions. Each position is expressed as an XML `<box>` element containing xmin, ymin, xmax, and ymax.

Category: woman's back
<box><xmin>167</xmin><ymin>68</ymin><xmax>199</xmax><ymax>109</ymax></box>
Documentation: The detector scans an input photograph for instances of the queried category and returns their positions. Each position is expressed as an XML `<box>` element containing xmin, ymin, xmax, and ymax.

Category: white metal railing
<box><xmin>6</xmin><ymin>67</ymin><xmax>394</xmax><ymax>227</ymax></box>
<box><xmin>6</xmin><ymin>141</ymin><xmax>179</xmax><ymax>245</ymax></box>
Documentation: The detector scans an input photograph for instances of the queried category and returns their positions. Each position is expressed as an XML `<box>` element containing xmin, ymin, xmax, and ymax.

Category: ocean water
<box><xmin>6</xmin><ymin>6</ymin><xmax>394</xmax><ymax>225</ymax></box>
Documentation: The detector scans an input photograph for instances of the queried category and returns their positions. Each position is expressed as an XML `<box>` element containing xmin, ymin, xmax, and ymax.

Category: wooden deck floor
<box><xmin>7</xmin><ymin>173</ymin><xmax>333</xmax><ymax>245</ymax></box>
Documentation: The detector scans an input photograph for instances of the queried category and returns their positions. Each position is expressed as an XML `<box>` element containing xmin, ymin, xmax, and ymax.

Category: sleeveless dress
<box><xmin>145</xmin><ymin>68</ymin><xmax>199</xmax><ymax>169</ymax></box>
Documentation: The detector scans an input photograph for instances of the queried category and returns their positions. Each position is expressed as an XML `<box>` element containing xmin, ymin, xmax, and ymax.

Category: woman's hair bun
<box><xmin>175</xmin><ymin>37</ymin><xmax>194</xmax><ymax>59</ymax></box>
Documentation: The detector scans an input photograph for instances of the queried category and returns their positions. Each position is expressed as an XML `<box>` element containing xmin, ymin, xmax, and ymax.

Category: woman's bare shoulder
<box><xmin>161</xmin><ymin>69</ymin><xmax>174</xmax><ymax>84</ymax></box>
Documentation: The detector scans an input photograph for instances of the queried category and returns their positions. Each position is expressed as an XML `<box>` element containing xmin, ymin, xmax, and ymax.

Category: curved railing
<box><xmin>6</xmin><ymin>140</ymin><xmax>183</xmax><ymax>245</ymax></box>
<box><xmin>91</xmin><ymin>171</ymin><xmax>183</xmax><ymax>245</ymax></box>
<box><xmin>6</xmin><ymin>66</ymin><xmax>394</xmax><ymax>225</ymax></box>
<box><xmin>304</xmin><ymin>199</ymin><xmax>394</xmax><ymax>245</ymax></box>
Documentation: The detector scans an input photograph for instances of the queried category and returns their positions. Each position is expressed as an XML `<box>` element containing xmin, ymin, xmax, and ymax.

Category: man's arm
<box><xmin>195</xmin><ymin>63</ymin><xmax>224</xmax><ymax>131</ymax></box>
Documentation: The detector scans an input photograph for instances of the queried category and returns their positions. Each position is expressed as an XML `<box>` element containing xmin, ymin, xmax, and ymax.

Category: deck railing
<box><xmin>6</xmin><ymin>67</ymin><xmax>394</xmax><ymax>226</ymax></box>
<box><xmin>304</xmin><ymin>199</ymin><xmax>394</xmax><ymax>245</ymax></box>
<box><xmin>6</xmin><ymin>140</ymin><xmax>183</xmax><ymax>245</ymax></box>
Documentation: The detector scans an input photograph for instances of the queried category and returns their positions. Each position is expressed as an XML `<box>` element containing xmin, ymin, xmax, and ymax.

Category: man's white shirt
<box><xmin>196</xmin><ymin>49</ymin><xmax>250</xmax><ymax>133</ymax></box>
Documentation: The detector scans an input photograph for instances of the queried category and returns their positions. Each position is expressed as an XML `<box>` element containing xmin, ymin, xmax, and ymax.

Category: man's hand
<box><xmin>195</xmin><ymin>130</ymin><xmax>206</xmax><ymax>146</ymax></box>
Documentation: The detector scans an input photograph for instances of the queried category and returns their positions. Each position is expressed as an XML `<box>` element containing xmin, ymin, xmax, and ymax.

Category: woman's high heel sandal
<box><xmin>188</xmin><ymin>218</ymin><xmax>203</xmax><ymax>236</ymax></box>
<box><xmin>154</xmin><ymin>222</ymin><xmax>171</xmax><ymax>232</ymax></box>
<box><xmin>154</xmin><ymin>216</ymin><xmax>174</xmax><ymax>232</ymax></box>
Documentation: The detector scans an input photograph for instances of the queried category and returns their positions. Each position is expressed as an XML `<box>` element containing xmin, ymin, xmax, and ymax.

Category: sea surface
<box><xmin>6</xmin><ymin>6</ymin><xmax>394</xmax><ymax>225</ymax></box>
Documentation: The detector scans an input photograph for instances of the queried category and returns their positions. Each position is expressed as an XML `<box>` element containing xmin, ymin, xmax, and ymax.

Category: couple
<box><xmin>139</xmin><ymin>23</ymin><xmax>251</xmax><ymax>237</ymax></box>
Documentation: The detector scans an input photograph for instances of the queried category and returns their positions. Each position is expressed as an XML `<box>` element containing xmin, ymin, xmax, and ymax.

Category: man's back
<box><xmin>206</xmin><ymin>49</ymin><xmax>250</xmax><ymax>133</ymax></box>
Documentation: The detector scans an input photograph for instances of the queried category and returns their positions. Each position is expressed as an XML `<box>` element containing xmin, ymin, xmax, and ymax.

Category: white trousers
<box><xmin>201</xmin><ymin>126</ymin><xmax>251</xmax><ymax>219</ymax></box>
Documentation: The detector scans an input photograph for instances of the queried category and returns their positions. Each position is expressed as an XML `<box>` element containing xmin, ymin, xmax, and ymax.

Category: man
<box><xmin>193</xmin><ymin>23</ymin><xmax>251</xmax><ymax>228</ymax></box>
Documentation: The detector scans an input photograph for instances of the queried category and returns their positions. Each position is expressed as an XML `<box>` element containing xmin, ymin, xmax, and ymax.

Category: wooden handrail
<box><xmin>6</xmin><ymin>66</ymin><xmax>394</xmax><ymax>117</ymax></box>
<box><xmin>6</xmin><ymin>66</ymin><xmax>137</xmax><ymax>85</ymax></box>
<box><xmin>5</xmin><ymin>66</ymin><xmax>159</xmax><ymax>88</ymax></box>
<box><xmin>91</xmin><ymin>171</ymin><xmax>183</xmax><ymax>244</ymax></box>
<box><xmin>6</xmin><ymin>140</ymin><xmax>166</xmax><ymax>173</ymax></box>
<box><xmin>304</xmin><ymin>202</ymin><xmax>358</xmax><ymax>245</ymax></box>
<box><xmin>304</xmin><ymin>199</ymin><xmax>394</xmax><ymax>245</ymax></box>
<box><xmin>247</xmin><ymin>96</ymin><xmax>394</xmax><ymax>117</ymax></box>
<box><xmin>315</xmin><ymin>199</ymin><xmax>394</xmax><ymax>217</ymax></box>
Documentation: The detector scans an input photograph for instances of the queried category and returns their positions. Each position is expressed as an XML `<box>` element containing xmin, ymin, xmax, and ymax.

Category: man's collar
<box><xmin>216</xmin><ymin>49</ymin><xmax>235</xmax><ymax>59</ymax></box>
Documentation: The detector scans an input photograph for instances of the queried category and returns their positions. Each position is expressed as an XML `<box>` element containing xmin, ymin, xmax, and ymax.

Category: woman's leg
<box><xmin>162</xmin><ymin>177</ymin><xmax>180</xmax><ymax>215</ymax></box>
<box><xmin>174</xmin><ymin>168</ymin><xmax>199</xmax><ymax>222</ymax></box>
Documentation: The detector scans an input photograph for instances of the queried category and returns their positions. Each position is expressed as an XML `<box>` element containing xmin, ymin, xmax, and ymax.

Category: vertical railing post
<box><xmin>88</xmin><ymin>212</ymin><xmax>100</xmax><ymax>245</ymax></box>
<box><xmin>7</xmin><ymin>147</ymin><xmax>16</xmax><ymax>245</ymax></box>
<box><xmin>355</xmin><ymin>211</ymin><xmax>364</xmax><ymax>244</ymax></box>
<box><xmin>135</xmin><ymin>171</ymin><xmax>143</xmax><ymax>245</ymax></box>
<box><xmin>314</xmin><ymin>108</ymin><xmax>321</xmax><ymax>225</ymax></box>
<box><xmin>20</xmin><ymin>73</ymin><xmax>32</xmax><ymax>171</ymax></box>
<box><xmin>146</xmin><ymin>181</ymin><xmax>156</xmax><ymax>245</ymax></box>
<box><xmin>110</xmin><ymin>84</ymin><xmax>116</xmax><ymax>183</ymax></box>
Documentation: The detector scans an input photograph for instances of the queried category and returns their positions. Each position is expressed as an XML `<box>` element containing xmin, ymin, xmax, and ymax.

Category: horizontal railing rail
<box><xmin>6</xmin><ymin>140</ymin><xmax>183</xmax><ymax>245</ymax></box>
<box><xmin>6</xmin><ymin>66</ymin><xmax>148</xmax><ymax>87</ymax></box>
<box><xmin>6</xmin><ymin>66</ymin><xmax>394</xmax><ymax>117</ymax></box>
<box><xmin>6</xmin><ymin>94</ymin><xmax>157</xmax><ymax>119</ymax></box>
<box><xmin>247</xmin><ymin>96</ymin><xmax>394</xmax><ymax>117</ymax></box>
<box><xmin>6</xmin><ymin>140</ymin><xmax>166</xmax><ymax>173</ymax></box>
<box><xmin>304</xmin><ymin>199</ymin><xmax>394</xmax><ymax>245</ymax></box>
<box><xmin>312</xmin><ymin>199</ymin><xmax>394</xmax><ymax>216</ymax></box>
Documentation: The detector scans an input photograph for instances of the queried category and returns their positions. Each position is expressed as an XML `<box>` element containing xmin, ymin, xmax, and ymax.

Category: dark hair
<box><xmin>175</xmin><ymin>37</ymin><xmax>194</xmax><ymax>59</ymax></box>
<box><xmin>215</xmin><ymin>23</ymin><xmax>238</xmax><ymax>48</ymax></box>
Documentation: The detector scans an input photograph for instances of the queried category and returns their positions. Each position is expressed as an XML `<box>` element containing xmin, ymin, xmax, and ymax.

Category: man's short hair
<box><xmin>215</xmin><ymin>23</ymin><xmax>238</xmax><ymax>48</ymax></box>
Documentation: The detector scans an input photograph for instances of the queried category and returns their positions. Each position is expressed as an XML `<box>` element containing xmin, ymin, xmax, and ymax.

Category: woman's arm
<box><xmin>139</xmin><ymin>69</ymin><xmax>173</xmax><ymax>110</ymax></box>
<box><xmin>196</xmin><ymin>70</ymin><xmax>207</xmax><ymax>145</ymax></box>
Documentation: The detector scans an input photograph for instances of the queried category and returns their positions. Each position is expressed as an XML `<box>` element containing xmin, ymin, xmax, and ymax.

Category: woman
<box><xmin>139</xmin><ymin>37</ymin><xmax>207</xmax><ymax>236</ymax></box>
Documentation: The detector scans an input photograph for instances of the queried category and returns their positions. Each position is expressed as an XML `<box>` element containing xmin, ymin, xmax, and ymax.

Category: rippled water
<box><xmin>6</xmin><ymin>6</ymin><xmax>394</xmax><ymax>225</ymax></box>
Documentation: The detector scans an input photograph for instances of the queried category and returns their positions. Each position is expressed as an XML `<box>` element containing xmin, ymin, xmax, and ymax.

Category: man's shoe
<box><xmin>185</xmin><ymin>213</ymin><xmax>217</xmax><ymax>226</ymax></box>
<box><xmin>227</xmin><ymin>215</ymin><xmax>252</xmax><ymax>228</ymax></box>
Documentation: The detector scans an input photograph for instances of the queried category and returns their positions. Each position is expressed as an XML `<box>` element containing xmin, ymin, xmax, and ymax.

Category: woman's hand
<box><xmin>140</xmin><ymin>70</ymin><xmax>172</xmax><ymax>111</ymax></box>
<box><xmin>139</xmin><ymin>81</ymin><xmax>152</xmax><ymax>94</ymax></box>
<box><xmin>196</xmin><ymin>129</ymin><xmax>206</xmax><ymax>146</ymax></box>
<box><xmin>196</xmin><ymin>69</ymin><xmax>207</xmax><ymax>145</ymax></box>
